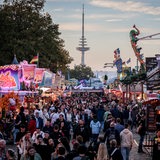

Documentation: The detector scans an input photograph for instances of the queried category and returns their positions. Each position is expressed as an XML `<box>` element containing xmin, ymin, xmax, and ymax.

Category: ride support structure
<box><xmin>130</xmin><ymin>25</ymin><xmax>160</xmax><ymax>72</ymax></box>
<box><xmin>130</xmin><ymin>25</ymin><xmax>145</xmax><ymax>70</ymax></box>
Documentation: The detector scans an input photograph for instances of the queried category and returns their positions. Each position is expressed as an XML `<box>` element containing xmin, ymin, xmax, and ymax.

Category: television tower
<box><xmin>76</xmin><ymin>4</ymin><xmax>90</xmax><ymax>65</ymax></box>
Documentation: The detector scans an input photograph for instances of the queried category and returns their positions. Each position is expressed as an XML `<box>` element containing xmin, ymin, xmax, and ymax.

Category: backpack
<box><xmin>81</xmin><ymin>156</ymin><xmax>90</xmax><ymax>160</ymax></box>
<box><xmin>108</xmin><ymin>129</ymin><xmax>116</xmax><ymax>141</ymax></box>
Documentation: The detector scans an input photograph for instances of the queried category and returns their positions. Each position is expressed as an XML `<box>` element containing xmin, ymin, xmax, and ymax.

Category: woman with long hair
<box><xmin>96</xmin><ymin>143</ymin><xmax>108</xmax><ymax>160</ymax></box>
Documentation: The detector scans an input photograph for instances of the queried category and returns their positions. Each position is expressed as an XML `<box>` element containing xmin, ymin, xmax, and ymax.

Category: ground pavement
<box><xmin>130</xmin><ymin>132</ymin><xmax>152</xmax><ymax>160</ymax></box>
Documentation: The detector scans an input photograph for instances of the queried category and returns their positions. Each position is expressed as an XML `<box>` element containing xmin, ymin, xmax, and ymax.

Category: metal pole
<box><xmin>141</xmin><ymin>82</ymin><xmax>144</xmax><ymax>101</ymax></box>
<box><xmin>137</xmin><ymin>58</ymin><xmax>139</xmax><ymax>72</ymax></box>
<box><xmin>37</xmin><ymin>53</ymin><xmax>39</xmax><ymax>68</ymax></box>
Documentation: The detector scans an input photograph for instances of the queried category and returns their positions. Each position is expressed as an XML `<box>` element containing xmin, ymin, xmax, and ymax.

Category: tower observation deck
<box><xmin>76</xmin><ymin>4</ymin><xmax>90</xmax><ymax>65</ymax></box>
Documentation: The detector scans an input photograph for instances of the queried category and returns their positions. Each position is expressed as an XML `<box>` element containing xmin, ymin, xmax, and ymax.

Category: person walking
<box><xmin>120</xmin><ymin>123</ymin><xmax>133</xmax><ymax>160</ymax></box>
<box><xmin>137</xmin><ymin>114</ymin><xmax>146</xmax><ymax>153</ymax></box>
<box><xmin>90</xmin><ymin>115</ymin><xmax>101</xmax><ymax>145</ymax></box>
<box><xmin>97</xmin><ymin>104</ymin><xmax>105</xmax><ymax>132</ymax></box>
<box><xmin>96</xmin><ymin>143</ymin><xmax>108</xmax><ymax>160</ymax></box>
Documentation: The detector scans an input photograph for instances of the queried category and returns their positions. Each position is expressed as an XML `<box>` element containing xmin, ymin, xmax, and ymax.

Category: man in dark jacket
<box><xmin>15</xmin><ymin>124</ymin><xmax>26</xmax><ymax>143</ymax></box>
<box><xmin>73</xmin><ymin>145</ymin><xmax>90</xmax><ymax>160</ymax></box>
<box><xmin>104</xmin><ymin>122</ymin><xmax>120</xmax><ymax>149</ymax></box>
<box><xmin>137</xmin><ymin>114</ymin><xmax>146</xmax><ymax>153</ymax></box>
<box><xmin>97</xmin><ymin>104</ymin><xmax>105</xmax><ymax>132</ymax></box>
<box><xmin>55</xmin><ymin>146</ymin><xmax>67</xmax><ymax>160</ymax></box>
<box><xmin>73</xmin><ymin>119</ymin><xmax>90</xmax><ymax>143</ymax></box>
<box><xmin>50</xmin><ymin>124</ymin><xmax>63</xmax><ymax>147</ymax></box>
<box><xmin>35</xmin><ymin>112</ymin><xmax>43</xmax><ymax>130</ymax></box>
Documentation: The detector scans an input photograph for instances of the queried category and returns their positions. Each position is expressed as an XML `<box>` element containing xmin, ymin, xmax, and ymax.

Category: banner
<box><xmin>52</xmin><ymin>73</ymin><xmax>56</xmax><ymax>85</ymax></box>
<box><xmin>52</xmin><ymin>74</ymin><xmax>62</xmax><ymax>89</ymax></box>
<box><xmin>34</xmin><ymin>68</ymin><xmax>45</xmax><ymax>83</ymax></box>
<box><xmin>0</xmin><ymin>65</ymin><xmax>20</xmax><ymax>90</ymax></box>
<box><xmin>40</xmin><ymin>71</ymin><xmax>53</xmax><ymax>87</ymax></box>
<box><xmin>146</xmin><ymin>57</ymin><xmax>160</xmax><ymax>90</ymax></box>
<box><xmin>22</xmin><ymin>64</ymin><xmax>36</xmax><ymax>82</ymax></box>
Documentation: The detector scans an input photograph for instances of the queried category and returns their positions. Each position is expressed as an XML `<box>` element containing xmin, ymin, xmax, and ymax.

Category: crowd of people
<box><xmin>0</xmin><ymin>91</ymin><xmax>150</xmax><ymax>160</ymax></box>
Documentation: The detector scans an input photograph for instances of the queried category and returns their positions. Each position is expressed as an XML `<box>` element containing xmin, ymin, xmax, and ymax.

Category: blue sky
<box><xmin>1</xmin><ymin>0</ymin><xmax>160</xmax><ymax>71</ymax></box>
<box><xmin>44</xmin><ymin>0</ymin><xmax>160</xmax><ymax>71</ymax></box>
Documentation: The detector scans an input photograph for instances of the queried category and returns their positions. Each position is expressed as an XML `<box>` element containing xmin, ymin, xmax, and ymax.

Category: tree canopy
<box><xmin>68</xmin><ymin>64</ymin><xmax>94</xmax><ymax>81</ymax></box>
<box><xmin>0</xmin><ymin>0</ymin><xmax>73</xmax><ymax>72</ymax></box>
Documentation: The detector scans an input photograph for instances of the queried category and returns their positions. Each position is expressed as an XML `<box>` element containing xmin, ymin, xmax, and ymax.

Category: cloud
<box><xmin>90</xmin><ymin>0</ymin><xmax>160</xmax><ymax>15</ymax></box>
<box><xmin>59</xmin><ymin>22</ymin><xmax>130</xmax><ymax>33</ymax></box>
<box><xmin>105</xmin><ymin>19</ymin><xmax>123</xmax><ymax>22</ymax></box>
<box><xmin>60</xmin><ymin>22</ymin><xmax>160</xmax><ymax>35</ymax></box>
<box><xmin>60</xmin><ymin>23</ymin><xmax>81</xmax><ymax>31</ymax></box>
<box><xmin>60</xmin><ymin>23</ymin><xmax>102</xmax><ymax>32</ymax></box>
<box><xmin>52</xmin><ymin>12</ymin><xmax>138</xmax><ymax>22</ymax></box>
<box><xmin>86</xmin><ymin>13</ymin><xmax>138</xmax><ymax>19</ymax></box>
<box><xmin>47</xmin><ymin>0</ymin><xmax>77</xmax><ymax>2</ymax></box>
<box><xmin>153</xmin><ymin>18</ymin><xmax>160</xmax><ymax>21</ymax></box>
<box><xmin>53</xmin><ymin>8</ymin><xmax>64</xmax><ymax>12</ymax></box>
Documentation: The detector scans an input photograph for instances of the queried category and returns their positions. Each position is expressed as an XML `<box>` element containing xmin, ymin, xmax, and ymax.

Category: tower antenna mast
<box><xmin>76</xmin><ymin>4</ymin><xmax>90</xmax><ymax>65</ymax></box>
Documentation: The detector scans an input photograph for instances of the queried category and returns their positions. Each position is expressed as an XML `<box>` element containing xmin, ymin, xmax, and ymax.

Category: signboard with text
<box><xmin>146</xmin><ymin>57</ymin><xmax>160</xmax><ymax>90</ymax></box>
<box><xmin>34</xmin><ymin>68</ymin><xmax>45</xmax><ymax>84</ymax></box>
<box><xmin>22</xmin><ymin>64</ymin><xmax>36</xmax><ymax>82</ymax></box>
<box><xmin>40</xmin><ymin>71</ymin><xmax>53</xmax><ymax>87</ymax></box>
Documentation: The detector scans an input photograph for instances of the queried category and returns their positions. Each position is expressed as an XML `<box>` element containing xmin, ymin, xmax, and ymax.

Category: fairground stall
<box><xmin>0</xmin><ymin>61</ymin><xmax>46</xmax><ymax>115</ymax></box>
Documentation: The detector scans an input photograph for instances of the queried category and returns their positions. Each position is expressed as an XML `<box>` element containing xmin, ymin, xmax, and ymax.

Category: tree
<box><xmin>0</xmin><ymin>0</ymin><xmax>73</xmax><ymax>72</ymax></box>
<box><xmin>69</xmin><ymin>64</ymin><xmax>94</xmax><ymax>81</ymax></box>
<box><xmin>104</xmin><ymin>74</ymin><xmax>108</xmax><ymax>85</ymax></box>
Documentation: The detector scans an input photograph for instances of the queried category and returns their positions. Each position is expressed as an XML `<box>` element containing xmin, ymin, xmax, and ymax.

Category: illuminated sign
<box><xmin>0</xmin><ymin>65</ymin><xmax>20</xmax><ymax>90</ymax></box>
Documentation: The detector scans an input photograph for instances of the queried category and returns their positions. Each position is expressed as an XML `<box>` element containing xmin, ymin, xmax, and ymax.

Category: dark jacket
<box><xmin>73</xmin><ymin>125</ymin><xmax>90</xmax><ymax>143</ymax></box>
<box><xmin>108</xmin><ymin>147</ymin><xmax>123</xmax><ymax>160</ymax></box>
<box><xmin>36</xmin><ymin>117</ymin><xmax>44</xmax><ymax>130</ymax></box>
<box><xmin>138</xmin><ymin>119</ymin><xmax>146</xmax><ymax>136</ymax></box>
<box><xmin>104</xmin><ymin>127</ymin><xmax>120</xmax><ymax>145</ymax></box>
<box><xmin>55</xmin><ymin>156</ymin><xmax>67</xmax><ymax>160</ymax></box>
<box><xmin>97</xmin><ymin>107</ymin><xmax>105</xmax><ymax>122</ymax></box>
<box><xmin>34</xmin><ymin>144</ymin><xmax>48</xmax><ymax>160</ymax></box>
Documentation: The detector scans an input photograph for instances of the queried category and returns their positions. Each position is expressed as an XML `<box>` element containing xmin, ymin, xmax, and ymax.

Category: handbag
<box><xmin>110</xmin><ymin>148</ymin><xmax>118</xmax><ymax>160</ymax></box>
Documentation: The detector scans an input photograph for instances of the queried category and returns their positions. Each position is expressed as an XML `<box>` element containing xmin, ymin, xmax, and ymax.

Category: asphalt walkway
<box><xmin>130</xmin><ymin>132</ymin><xmax>152</xmax><ymax>160</ymax></box>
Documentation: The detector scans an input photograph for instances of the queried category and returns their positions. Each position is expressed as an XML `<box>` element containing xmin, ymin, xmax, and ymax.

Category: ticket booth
<box><xmin>142</xmin><ymin>99</ymin><xmax>160</xmax><ymax>157</ymax></box>
<box><xmin>143</xmin><ymin>99</ymin><xmax>160</xmax><ymax>132</ymax></box>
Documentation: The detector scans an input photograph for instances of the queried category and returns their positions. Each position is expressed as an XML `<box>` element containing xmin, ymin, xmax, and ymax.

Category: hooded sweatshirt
<box><xmin>90</xmin><ymin>119</ymin><xmax>101</xmax><ymax>134</ymax></box>
<box><xmin>120</xmin><ymin>129</ymin><xmax>133</xmax><ymax>148</ymax></box>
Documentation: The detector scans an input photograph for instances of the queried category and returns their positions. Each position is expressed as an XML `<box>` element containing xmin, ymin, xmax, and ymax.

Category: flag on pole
<box><xmin>30</xmin><ymin>55</ymin><xmax>38</xmax><ymax>64</ymax></box>
<box><xmin>126</xmin><ymin>58</ymin><xmax>131</xmax><ymax>64</ymax></box>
